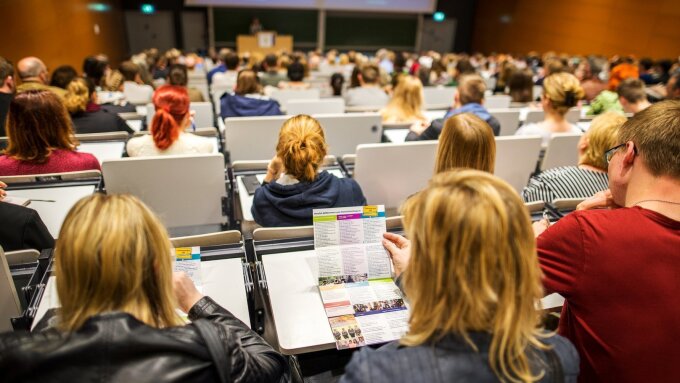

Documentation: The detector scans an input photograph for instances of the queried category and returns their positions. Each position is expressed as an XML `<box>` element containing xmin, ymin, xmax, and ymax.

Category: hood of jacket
<box><xmin>445</xmin><ymin>102</ymin><xmax>492</xmax><ymax>121</ymax></box>
<box><xmin>220</xmin><ymin>93</ymin><xmax>281</xmax><ymax>118</ymax></box>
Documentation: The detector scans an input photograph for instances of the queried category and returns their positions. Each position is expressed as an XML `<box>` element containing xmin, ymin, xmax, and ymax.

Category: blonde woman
<box><xmin>340</xmin><ymin>170</ymin><xmax>579</xmax><ymax>383</ymax></box>
<box><xmin>515</xmin><ymin>72</ymin><xmax>585</xmax><ymax>145</ymax></box>
<box><xmin>380</xmin><ymin>75</ymin><xmax>428</xmax><ymax>124</ymax></box>
<box><xmin>0</xmin><ymin>194</ymin><xmax>287</xmax><ymax>382</ymax></box>
<box><xmin>523</xmin><ymin>112</ymin><xmax>627</xmax><ymax>203</ymax></box>
<box><xmin>64</xmin><ymin>78</ymin><xmax>133</xmax><ymax>134</ymax></box>
<box><xmin>434</xmin><ymin>113</ymin><xmax>496</xmax><ymax>174</ymax></box>
<box><xmin>252</xmin><ymin>115</ymin><xmax>366</xmax><ymax>227</ymax></box>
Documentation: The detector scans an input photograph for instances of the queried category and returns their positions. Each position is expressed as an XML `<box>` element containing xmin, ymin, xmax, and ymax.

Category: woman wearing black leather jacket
<box><xmin>0</xmin><ymin>194</ymin><xmax>288</xmax><ymax>383</ymax></box>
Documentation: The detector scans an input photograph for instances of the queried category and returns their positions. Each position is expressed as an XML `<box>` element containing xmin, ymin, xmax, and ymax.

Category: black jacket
<box><xmin>71</xmin><ymin>110</ymin><xmax>134</xmax><ymax>135</ymax></box>
<box><xmin>0</xmin><ymin>202</ymin><xmax>54</xmax><ymax>252</ymax></box>
<box><xmin>0</xmin><ymin>297</ymin><xmax>288</xmax><ymax>383</ymax></box>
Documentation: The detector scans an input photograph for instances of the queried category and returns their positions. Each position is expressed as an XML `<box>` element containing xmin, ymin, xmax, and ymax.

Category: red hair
<box><xmin>150</xmin><ymin>85</ymin><xmax>189</xmax><ymax>150</ymax></box>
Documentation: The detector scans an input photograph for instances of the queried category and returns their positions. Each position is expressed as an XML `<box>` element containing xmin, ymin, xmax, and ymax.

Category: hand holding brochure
<box><xmin>174</xmin><ymin>247</ymin><xmax>203</xmax><ymax>293</ymax></box>
<box><xmin>313</xmin><ymin>205</ymin><xmax>409</xmax><ymax>350</ymax></box>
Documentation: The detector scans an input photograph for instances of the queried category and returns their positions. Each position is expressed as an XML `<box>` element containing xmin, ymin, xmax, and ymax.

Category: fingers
<box><xmin>0</xmin><ymin>181</ymin><xmax>6</xmax><ymax>188</ymax></box>
<box><xmin>383</xmin><ymin>232</ymin><xmax>409</xmax><ymax>248</ymax></box>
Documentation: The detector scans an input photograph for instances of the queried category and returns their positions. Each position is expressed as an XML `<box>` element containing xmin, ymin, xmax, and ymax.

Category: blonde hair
<box><xmin>579</xmin><ymin>112</ymin><xmax>627</xmax><ymax>169</ymax></box>
<box><xmin>401</xmin><ymin>170</ymin><xmax>547</xmax><ymax>383</ymax></box>
<box><xmin>543</xmin><ymin>72</ymin><xmax>585</xmax><ymax>115</ymax></box>
<box><xmin>381</xmin><ymin>75</ymin><xmax>425</xmax><ymax>123</ymax></box>
<box><xmin>276</xmin><ymin>115</ymin><xmax>328</xmax><ymax>183</ymax></box>
<box><xmin>55</xmin><ymin>194</ymin><xmax>182</xmax><ymax>331</ymax></box>
<box><xmin>435</xmin><ymin>113</ymin><xmax>496</xmax><ymax>174</ymax></box>
<box><xmin>64</xmin><ymin>78</ymin><xmax>90</xmax><ymax>114</ymax></box>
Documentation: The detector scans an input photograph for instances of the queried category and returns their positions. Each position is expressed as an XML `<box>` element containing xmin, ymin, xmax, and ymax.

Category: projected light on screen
<box><xmin>184</xmin><ymin>0</ymin><xmax>436</xmax><ymax>13</ymax></box>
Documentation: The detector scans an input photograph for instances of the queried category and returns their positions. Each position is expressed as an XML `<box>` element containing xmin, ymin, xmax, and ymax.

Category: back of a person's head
<box><xmin>330</xmin><ymin>73</ymin><xmax>344</xmax><ymax>96</ymax></box>
<box><xmin>151</xmin><ymin>85</ymin><xmax>190</xmax><ymax>150</ymax></box>
<box><xmin>167</xmin><ymin>64</ymin><xmax>188</xmax><ymax>86</ymax></box>
<box><xmin>580</xmin><ymin>112</ymin><xmax>627</xmax><ymax>170</ymax></box>
<box><xmin>400</xmin><ymin>169</ymin><xmax>544</xmax><ymax>382</ymax></box>
<box><xmin>455</xmin><ymin>58</ymin><xmax>475</xmax><ymax>77</ymax></box>
<box><xmin>276</xmin><ymin>115</ymin><xmax>328</xmax><ymax>183</ymax></box>
<box><xmin>616</xmin><ymin>78</ymin><xmax>646</xmax><ymax>104</ymax></box>
<box><xmin>388</xmin><ymin>75</ymin><xmax>424</xmax><ymax>118</ymax></box>
<box><xmin>435</xmin><ymin>113</ymin><xmax>495</xmax><ymax>174</ymax></box>
<box><xmin>0</xmin><ymin>56</ymin><xmax>13</xmax><ymax>83</ymax></box>
<box><xmin>64</xmin><ymin>77</ymin><xmax>94</xmax><ymax>114</ymax></box>
<box><xmin>667</xmin><ymin>72</ymin><xmax>680</xmax><ymax>100</ymax></box>
<box><xmin>508</xmin><ymin>69</ymin><xmax>534</xmax><ymax>103</ymax></box>
<box><xmin>457</xmin><ymin>74</ymin><xmax>486</xmax><ymax>105</ymax></box>
<box><xmin>359</xmin><ymin>63</ymin><xmax>380</xmax><ymax>85</ymax></box>
<box><xmin>119</xmin><ymin>61</ymin><xmax>140</xmax><ymax>82</ymax></box>
<box><xmin>55</xmin><ymin>193</ymin><xmax>181</xmax><ymax>331</ymax></box>
<box><xmin>264</xmin><ymin>54</ymin><xmax>278</xmax><ymax>69</ymax></box>
<box><xmin>83</xmin><ymin>56</ymin><xmax>107</xmax><ymax>84</ymax></box>
<box><xmin>235</xmin><ymin>69</ymin><xmax>262</xmax><ymax>95</ymax></box>
<box><xmin>49</xmin><ymin>65</ymin><xmax>78</xmax><ymax>89</ymax></box>
<box><xmin>618</xmin><ymin>100</ymin><xmax>680</xmax><ymax>178</ymax></box>
<box><xmin>544</xmin><ymin>58</ymin><xmax>566</xmax><ymax>76</ymax></box>
<box><xmin>287</xmin><ymin>61</ymin><xmax>305</xmax><ymax>82</ymax></box>
<box><xmin>6</xmin><ymin>90</ymin><xmax>75</xmax><ymax>163</ymax></box>
<box><xmin>17</xmin><ymin>57</ymin><xmax>45</xmax><ymax>80</ymax></box>
<box><xmin>639</xmin><ymin>58</ymin><xmax>654</xmax><ymax>71</ymax></box>
<box><xmin>224</xmin><ymin>52</ymin><xmax>240</xmax><ymax>70</ymax></box>
<box><xmin>218</xmin><ymin>48</ymin><xmax>231</xmax><ymax>63</ymax></box>
<box><xmin>543</xmin><ymin>72</ymin><xmax>585</xmax><ymax>115</ymax></box>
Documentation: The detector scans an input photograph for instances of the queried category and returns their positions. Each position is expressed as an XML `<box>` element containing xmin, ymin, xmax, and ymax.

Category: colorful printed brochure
<box><xmin>313</xmin><ymin>205</ymin><xmax>409</xmax><ymax>350</ymax></box>
<box><xmin>174</xmin><ymin>246</ymin><xmax>203</xmax><ymax>292</ymax></box>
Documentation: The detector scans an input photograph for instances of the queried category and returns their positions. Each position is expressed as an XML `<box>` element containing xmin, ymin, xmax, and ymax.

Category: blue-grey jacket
<box><xmin>340</xmin><ymin>332</ymin><xmax>578</xmax><ymax>383</ymax></box>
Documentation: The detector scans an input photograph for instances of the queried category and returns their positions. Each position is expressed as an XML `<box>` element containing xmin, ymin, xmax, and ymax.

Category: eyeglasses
<box><xmin>604</xmin><ymin>142</ymin><xmax>636</xmax><ymax>165</ymax></box>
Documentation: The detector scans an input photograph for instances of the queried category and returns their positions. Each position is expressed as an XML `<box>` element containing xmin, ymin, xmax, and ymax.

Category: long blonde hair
<box><xmin>381</xmin><ymin>75</ymin><xmax>425</xmax><ymax>123</ymax></box>
<box><xmin>579</xmin><ymin>112</ymin><xmax>627</xmax><ymax>169</ymax></box>
<box><xmin>276</xmin><ymin>114</ymin><xmax>328</xmax><ymax>183</ymax></box>
<box><xmin>401</xmin><ymin>170</ymin><xmax>547</xmax><ymax>382</ymax></box>
<box><xmin>55</xmin><ymin>194</ymin><xmax>182</xmax><ymax>331</ymax></box>
<box><xmin>435</xmin><ymin>113</ymin><xmax>496</xmax><ymax>174</ymax></box>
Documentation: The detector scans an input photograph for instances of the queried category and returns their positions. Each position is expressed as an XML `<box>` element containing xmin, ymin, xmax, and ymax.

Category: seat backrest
<box><xmin>552</xmin><ymin>197</ymin><xmax>585</xmax><ymax>211</ymax></box>
<box><xmin>77</xmin><ymin>142</ymin><xmax>126</xmax><ymax>164</ymax></box>
<box><xmin>565</xmin><ymin>108</ymin><xmax>581</xmax><ymax>124</ymax></box>
<box><xmin>171</xmin><ymin>230</ymin><xmax>242</xmax><ymax>247</ymax></box>
<box><xmin>146</xmin><ymin>102</ymin><xmax>214</xmax><ymax>130</ymax></box>
<box><xmin>75</xmin><ymin>132</ymin><xmax>129</xmax><ymax>142</ymax></box>
<box><xmin>102</xmin><ymin>154</ymin><xmax>226</xmax><ymax>228</ymax></box>
<box><xmin>123</xmin><ymin>83</ymin><xmax>154</xmax><ymax>105</ymax></box>
<box><xmin>286</xmin><ymin>98</ymin><xmax>345</xmax><ymax>115</ymax></box>
<box><xmin>494</xmin><ymin>135</ymin><xmax>543</xmax><ymax>193</ymax></box>
<box><xmin>225</xmin><ymin>114</ymin><xmax>382</xmax><ymax>161</ymax></box>
<box><xmin>541</xmin><ymin>132</ymin><xmax>582</xmax><ymax>171</ymax></box>
<box><xmin>270</xmin><ymin>89</ymin><xmax>320</xmax><ymax>109</ymax></box>
<box><xmin>489</xmin><ymin>108</ymin><xmax>521</xmax><ymax>136</ymax></box>
<box><xmin>423</xmin><ymin>86</ymin><xmax>455</xmax><ymax>110</ymax></box>
<box><xmin>4</xmin><ymin>249</ymin><xmax>40</xmax><ymax>265</ymax></box>
<box><xmin>525</xmin><ymin>110</ymin><xmax>546</xmax><ymax>124</ymax></box>
<box><xmin>0</xmin><ymin>170</ymin><xmax>102</xmax><ymax>184</ymax></box>
<box><xmin>0</xmin><ymin>247</ymin><xmax>21</xmax><ymax>332</ymax></box>
<box><xmin>485</xmin><ymin>95</ymin><xmax>512</xmax><ymax>109</ymax></box>
<box><xmin>253</xmin><ymin>226</ymin><xmax>314</xmax><ymax>241</ymax></box>
<box><xmin>354</xmin><ymin>141</ymin><xmax>438</xmax><ymax>209</ymax></box>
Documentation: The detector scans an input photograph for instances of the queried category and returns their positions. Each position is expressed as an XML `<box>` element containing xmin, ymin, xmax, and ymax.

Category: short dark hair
<box><xmin>167</xmin><ymin>64</ymin><xmax>188</xmax><ymax>86</ymax></box>
<box><xmin>224</xmin><ymin>52</ymin><xmax>240</xmax><ymax>70</ymax></box>
<box><xmin>50</xmin><ymin>65</ymin><xmax>78</xmax><ymax>89</ymax></box>
<box><xmin>359</xmin><ymin>63</ymin><xmax>380</xmax><ymax>84</ymax></box>
<box><xmin>0</xmin><ymin>56</ymin><xmax>13</xmax><ymax>82</ymax></box>
<box><xmin>458</xmin><ymin>74</ymin><xmax>486</xmax><ymax>105</ymax></box>
<box><xmin>119</xmin><ymin>61</ymin><xmax>140</xmax><ymax>82</ymax></box>
<box><xmin>639</xmin><ymin>58</ymin><xmax>654</xmax><ymax>71</ymax></box>
<box><xmin>287</xmin><ymin>62</ymin><xmax>305</xmax><ymax>82</ymax></box>
<box><xmin>617</xmin><ymin>78</ymin><xmax>647</xmax><ymax>103</ymax></box>
<box><xmin>455</xmin><ymin>58</ymin><xmax>475</xmax><ymax>76</ymax></box>
<box><xmin>264</xmin><ymin>54</ymin><xmax>278</xmax><ymax>69</ymax></box>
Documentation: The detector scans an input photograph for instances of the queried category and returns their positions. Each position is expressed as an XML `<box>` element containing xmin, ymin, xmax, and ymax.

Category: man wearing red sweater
<box><xmin>534</xmin><ymin>100</ymin><xmax>680</xmax><ymax>382</ymax></box>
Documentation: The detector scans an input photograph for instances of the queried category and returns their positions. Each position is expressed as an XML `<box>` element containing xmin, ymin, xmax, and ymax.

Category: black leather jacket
<box><xmin>0</xmin><ymin>296</ymin><xmax>288</xmax><ymax>383</ymax></box>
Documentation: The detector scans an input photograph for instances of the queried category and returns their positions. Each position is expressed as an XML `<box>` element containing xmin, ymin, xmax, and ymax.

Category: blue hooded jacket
<box><xmin>220</xmin><ymin>93</ymin><xmax>282</xmax><ymax>119</ymax></box>
<box><xmin>405</xmin><ymin>102</ymin><xmax>501</xmax><ymax>141</ymax></box>
<box><xmin>251</xmin><ymin>171</ymin><xmax>367</xmax><ymax>227</ymax></box>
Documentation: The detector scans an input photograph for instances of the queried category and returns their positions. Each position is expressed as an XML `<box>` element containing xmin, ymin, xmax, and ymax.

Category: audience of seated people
<box><xmin>533</xmin><ymin>100</ymin><xmax>680</xmax><ymax>382</ymax></box>
<box><xmin>252</xmin><ymin>115</ymin><xmax>366</xmax><ymax>227</ymax></box>
<box><xmin>523</xmin><ymin>112</ymin><xmax>627</xmax><ymax>203</ymax></box>
<box><xmin>0</xmin><ymin>181</ymin><xmax>54</xmax><ymax>252</ymax></box>
<box><xmin>0</xmin><ymin>56</ymin><xmax>14</xmax><ymax>136</ymax></box>
<box><xmin>220</xmin><ymin>69</ymin><xmax>282</xmax><ymax>118</ymax></box>
<box><xmin>0</xmin><ymin>90</ymin><xmax>100</xmax><ymax>176</ymax></box>
<box><xmin>616</xmin><ymin>78</ymin><xmax>651</xmax><ymax>114</ymax></box>
<box><xmin>515</xmin><ymin>72</ymin><xmax>584</xmax><ymax>145</ymax></box>
<box><xmin>167</xmin><ymin>63</ymin><xmax>205</xmax><ymax>102</ymax></box>
<box><xmin>341</xmin><ymin>170</ymin><xmax>578</xmax><ymax>382</ymax></box>
<box><xmin>434</xmin><ymin>113</ymin><xmax>495</xmax><ymax>174</ymax></box>
<box><xmin>407</xmin><ymin>74</ymin><xmax>500</xmax><ymax>140</ymax></box>
<box><xmin>126</xmin><ymin>85</ymin><xmax>213</xmax><ymax>156</ymax></box>
<box><xmin>344</xmin><ymin>63</ymin><xmax>389</xmax><ymax>107</ymax></box>
<box><xmin>64</xmin><ymin>78</ymin><xmax>133</xmax><ymax>135</ymax></box>
<box><xmin>15</xmin><ymin>56</ymin><xmax>66</xmax><ymax>98</ymax></box>
<box><xmin>380</xmin><ymin>75</ymin><xmax>427</xmax><ymax>124</ymax></box>
<box><xmin>0</xmin><ymin>194</ymin><xmax>288</xmax><ymax>382</ymax></box>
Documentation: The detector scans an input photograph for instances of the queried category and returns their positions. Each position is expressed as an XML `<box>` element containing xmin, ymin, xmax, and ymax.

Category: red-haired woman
<box><xmin>0</xmin><ymin>90</ymin><xmax>100</xmax><ymax>176</ymax></box>
<box><xmin>126</xmin><ymin>85</ymin><xmax>213</xmax><ymax>156</ymax></box>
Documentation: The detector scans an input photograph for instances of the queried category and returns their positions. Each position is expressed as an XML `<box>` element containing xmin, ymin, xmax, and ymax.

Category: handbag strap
<box><xmin>545</xmin><ymin>347</ymin><xmax>565</xmax><ymax>383</ymax></box>
<box><xmin>193</xmin><ymin>318</ymin><xmax>231</xmax><ymax>383</ymax></box>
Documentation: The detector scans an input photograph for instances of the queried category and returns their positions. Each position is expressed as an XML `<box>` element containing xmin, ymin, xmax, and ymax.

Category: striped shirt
<box><xmin>522</xmin><ymin>166</ymin><xmax>609</xmax><ymax>203</ymax></box>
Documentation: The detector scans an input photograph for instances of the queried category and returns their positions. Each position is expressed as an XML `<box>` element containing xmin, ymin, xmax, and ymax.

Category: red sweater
<box><xmin>0</xmin><ymin>149</ymin><xmax>100</xmax><ymax>176</ymax></box>
<box><xmin>537</xmin><ymin>207</ymin><xmax>680</xmax><ymax>383</ymax></box>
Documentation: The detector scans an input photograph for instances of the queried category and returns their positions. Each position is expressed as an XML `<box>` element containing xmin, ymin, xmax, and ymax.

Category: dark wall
<box><xmin>436</xmin><ymin>0</ymin><xmax>477</xmax><ymax>52</ymax></box>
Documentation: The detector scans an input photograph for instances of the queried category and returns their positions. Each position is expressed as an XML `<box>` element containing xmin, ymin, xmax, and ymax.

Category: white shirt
<box><xmin>515</xmin><ymin>122</ymin><xmax>582</xmax><ymax>146</ymax></box>
<box><xmin>126</xmin><ymin>132</ymin><xmax>215</xmax><ymax>157</ymax></box>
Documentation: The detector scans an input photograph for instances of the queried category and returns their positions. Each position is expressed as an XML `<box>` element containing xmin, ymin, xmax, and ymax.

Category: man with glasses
<box><xmin>533</xmin><ymin>100</ymin><xmax>680</xmax><ymax>383</ymax></box>
<box><xmin>15</xmin><ymin>56</ymin><xmax>66</xmax><ymax>99</ymax></box>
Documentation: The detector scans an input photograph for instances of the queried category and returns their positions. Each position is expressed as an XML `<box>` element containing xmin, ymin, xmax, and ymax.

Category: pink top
<box><xmin>0</xmin><ymin>149</ymin><xmax>101</xmax><ymax>176</ymax></box>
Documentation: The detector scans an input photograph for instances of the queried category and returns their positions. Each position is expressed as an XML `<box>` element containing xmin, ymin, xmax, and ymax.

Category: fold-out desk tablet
<box><xmin>5</xmin><ymin>181</ymin><xmax>98</xmax><ymax>238</ymax></box>
<box><xmin>78</xmin><ymin>141</ymin><xmax>126</xmax><ymax>164</ymax></box>
<box><xmin>26</xmin><ymin>244</ymin><xmax>254</xmax><ymax>330</ymax></box>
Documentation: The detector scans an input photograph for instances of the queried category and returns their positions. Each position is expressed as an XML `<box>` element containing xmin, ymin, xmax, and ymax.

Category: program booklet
<box><xmin>313</xmin><ymin>205</ymin><xmax>409</xmax><ymax>350</ymax></box>
<box><xmin>173</xmin><ymin>246</ymin><xmax>203</xmax><ymax>293</ymax></box>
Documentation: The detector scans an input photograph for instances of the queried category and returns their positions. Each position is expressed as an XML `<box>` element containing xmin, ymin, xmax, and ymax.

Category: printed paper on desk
<box><xmin>313</xmin><ymin>205</ymin><xmax>409</xmax><ymax>350</ymax></box>
<box><xmin>174</xmin><ymin>246</ymin><xmax>203</xmax><ymax>292</ymax></box>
